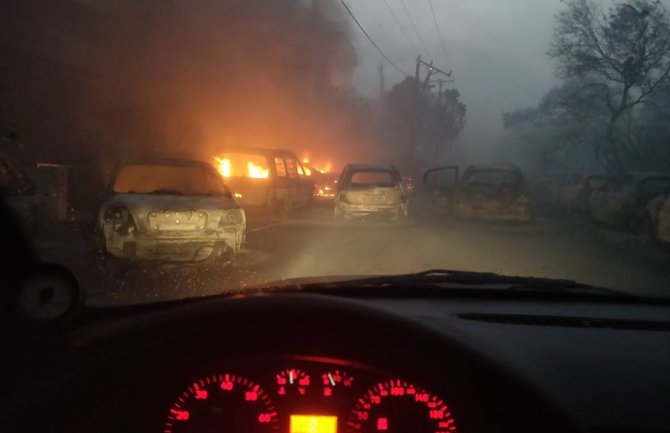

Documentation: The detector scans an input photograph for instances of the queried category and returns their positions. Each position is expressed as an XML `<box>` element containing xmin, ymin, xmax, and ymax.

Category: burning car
<box><xmin>454</xmin><ymin>164</ymin><xmax>532</xmax><ymax>223</ymax></box>
<box><xmin>97</xmin><ymin>159</ymin><xmax>245</xmax><ymax>265</ymax></box>
<box><xmin>310</xmin><ymin>168</ymin><xmax>338</xmax><ymax>202</ymax></box>
<box><xmin>334</xmin><ymin>164</ymin><xmax>408</xmax><ymax>220</ymax></box>
<box><xmin>213</xmin><ymin>147</ymin><xmax>313</xmax><ymax>213</ymax></box>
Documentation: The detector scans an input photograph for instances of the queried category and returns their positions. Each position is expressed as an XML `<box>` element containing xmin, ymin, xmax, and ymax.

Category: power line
<box><xmin>340</xmin><ymin>0</ymin><xmax>409</xmax><ymax>77</ymax></box>
<box><xmin>381</xmin><ymin>0</ymin><xmax>421</xmax><ymax>56</ymax></box>
<box><xmin>397</xmin><ymin>0</ymin><xmax>433</xmax><ymax>60</ymax></box>
<box><xmin>426</xmin><ymin>0</ymin><xmax>451</xmax><ymax>68</ymax></box>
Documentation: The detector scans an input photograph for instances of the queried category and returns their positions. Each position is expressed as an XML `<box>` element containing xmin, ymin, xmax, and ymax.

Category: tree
<box><xmin>501</xmin><ymin>80</ymin><xmax>607</xmax><ymax>174</ymax></box>
<box><xmin>383</xmin><ymin>77</ymin><xmax>466</xmax><ymax>168</ymax></box>
<box><xmin>549</xmin><ymin>0</ymin><xmax>670</xmax><ymax>173</ymax></box>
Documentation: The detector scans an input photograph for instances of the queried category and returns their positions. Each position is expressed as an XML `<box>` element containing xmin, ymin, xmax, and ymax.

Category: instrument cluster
<box><xmin>163</xmin><ymin>356</ymin><xmax>457</xmax><ymax>433</ymax></box>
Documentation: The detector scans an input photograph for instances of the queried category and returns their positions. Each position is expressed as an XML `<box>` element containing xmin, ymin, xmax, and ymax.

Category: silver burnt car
<box><xmin>97</xmin><ymin>159</ymin><xmax>246</xmax><ymax>264</ymax></box>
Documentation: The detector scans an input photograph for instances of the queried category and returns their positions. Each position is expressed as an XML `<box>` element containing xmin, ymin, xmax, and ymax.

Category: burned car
<box><xmin>310</xmin><ymin>168</ymin><xmax>338</xmax><ymax>203</ymax></box>
<box><xmin>588</xmin><ymin>173</ymin><xmax>670</xmax><ymax>232</ymax></box>
<box><xmin>213</xmin><ymin>147</ymin><xmax>313</xmax><ymax>213</ymax></box>
<box><xmin>454</xmin><ymin>164</ymin><xmax>532</xmax><ymax>223</ymax></box>
<box><xmin>334</xmin><ymin>164</ymin><xmax>407</xmax><ymax>220</ymax></box>
<box><xmin>0</xmin><ymin>153</ymin><xmax>38</xmax><ymax>227</ymax></box>
<box><xmin>558</xmin><ymin>174</ymin><xmax>609</xmax><ymax>216</ymax></box>
<box><xmin>97</xmin><ymin>159</ymin><xmax>246</xmax><ymax>265</ymax></box>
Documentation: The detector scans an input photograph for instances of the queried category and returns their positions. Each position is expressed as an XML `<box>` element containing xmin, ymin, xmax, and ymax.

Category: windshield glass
<box><xmin>113</xmin><ymin>164</ymin><xmax>227</xmax><ymax>195</ymax></box>
<box><xmin>2</xmin><ymin>0</ymin><xmax>670</xmax><ymax>307</ymax></box>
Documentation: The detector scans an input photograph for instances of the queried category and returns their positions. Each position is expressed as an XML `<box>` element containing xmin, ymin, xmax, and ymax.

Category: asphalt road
<box><xmin>36</xmin><ymin>204</ymin><xmax>670</xmax><ymax>307</ymax></box>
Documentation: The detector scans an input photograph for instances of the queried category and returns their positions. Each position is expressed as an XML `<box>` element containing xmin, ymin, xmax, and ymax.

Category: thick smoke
<box><xmin>80</xmin><ymin>0</ymin><xmax>380</xmax><ymax>172</ymax></box>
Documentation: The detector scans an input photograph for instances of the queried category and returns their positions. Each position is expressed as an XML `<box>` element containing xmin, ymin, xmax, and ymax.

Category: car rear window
<box><xmin>350</xmin><ymin>170</ymin><xmax>397</xmax><ymax>187</ymax></box>
<box><xmin>113</xmin><ymin>164</ymin><xmax>227</xmax><ymax>195</ymax></box>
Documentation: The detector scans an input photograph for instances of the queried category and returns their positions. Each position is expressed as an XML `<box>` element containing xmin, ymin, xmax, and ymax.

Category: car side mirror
<box><xmin>14</xmin><ymin>262</ymin><xmax>83</xmax><ymax>321</ymax></box>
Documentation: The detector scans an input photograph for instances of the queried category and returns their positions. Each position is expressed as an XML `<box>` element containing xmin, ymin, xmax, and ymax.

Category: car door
<box><xmin>271</xmin><ymin>156</ymin><xmax>291</xmax><ymax>210</ymax></box>
<box><xmin>295</xmin><ymin>160</ymin><xmax>314</xmax><ymax>205</ymax></box>
<box><xmin>594</xmin><ymin>178</ymin><xmax>629</xmax><ymax>226</ymax></box>
<box><xmin>283</xmin><ymin>156</ymin><xmax>300</xmax><ymax>209</ymax></box>
<box><xmin>588</xmin><ymin>180</ymin><xmax>613</xmax><ymax>223</ymax></box>
<box><xmin>421</xmin><ymin>166</ymin><xmax>459</xmax><ymax>215</ymax></box>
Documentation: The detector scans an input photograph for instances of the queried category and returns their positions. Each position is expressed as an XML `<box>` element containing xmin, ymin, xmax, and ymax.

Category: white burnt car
<box><xmin>97</xmin><ymin>159</ymin><xmax>246</xmax><ymax>265</ymax></box>
<box><xmin>334</xmin><ymin>164</ymin><xmax>408</xmax><ymax>220</ymax></box>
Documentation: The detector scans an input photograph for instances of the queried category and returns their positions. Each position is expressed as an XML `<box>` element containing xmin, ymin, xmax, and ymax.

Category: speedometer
<box><xmin>348</xmin><ymin>379</ymin><xmax>457</xmax><ymax>433</ymax></box>
<box><xmin>164</xmin><ymin>373</ymin><xmax>279</xmax><ymax>433</ymax></box>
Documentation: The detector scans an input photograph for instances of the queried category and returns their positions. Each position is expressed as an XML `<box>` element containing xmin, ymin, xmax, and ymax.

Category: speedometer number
<box><xmin>164</xmin><ymin>373</ymin><xmax>278</xmax><ymax>433</ymax></box>
<box><xmin>348</xmin><ymin>380</ymin><xmax>457</xmax><ymax>433</ymax></box>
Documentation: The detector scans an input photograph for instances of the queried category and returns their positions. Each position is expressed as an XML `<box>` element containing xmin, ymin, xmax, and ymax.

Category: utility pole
<box><xmin>408</xmin><ymin>56</ymin><xmax>422</xmax><ymax>169</ymax></box>
<box><xmin>409</xmin><ymin>56</ymin><xmax>453</xmax><ymax>171</ymax></box>
<box><xmin>379</xmin><ymin>63</ymin><xmax>385</xmax><ymax>144</ymax></box>
<box><xmin>379</xmin><ymin>63</ymin><xmax>385</xmax><ymax>99</ymax></box>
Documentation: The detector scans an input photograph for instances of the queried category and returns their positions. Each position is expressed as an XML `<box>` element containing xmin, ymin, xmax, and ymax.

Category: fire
<box><xmin>213</xmin><ymin>156</ymin><xmax>269</xmax><ymax>178</ymax></box>
<box><xmin>313</xmin><ymin>162</ymin><xmax>332</xmax><ymax>174</ymax></box>
<box><xmin>214</xmin><ymin>156</ymin><xmax>232</xmax><ymax>177</ymax></box>
<box><xmin>247</xmin><ymin>161</ymin><xmax>269</xmax><ymax>178</ymax></box>
<box><xmin>302</xmin><ymin>156</ymin><xmax>333</xmax><ymax>174</ymax></box>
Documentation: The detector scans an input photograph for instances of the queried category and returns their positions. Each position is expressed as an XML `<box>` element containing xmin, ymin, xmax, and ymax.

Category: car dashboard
<box><xmin>2</xmin><ymin>291</ymin><xmax>669</xmax><ymax>433</ymax></box>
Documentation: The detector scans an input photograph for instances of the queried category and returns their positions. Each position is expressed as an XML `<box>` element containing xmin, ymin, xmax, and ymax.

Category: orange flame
<box><xmin>213</xmin><ymin>156</ymin><xmax>232</xmax><ymax>177</ymax></box>
<box><xmin>247</xmin><ymin>161</ymin><xmax>269</xmax><ymax>178</ymax></box>
<box><xmin>301</xmin><ymin>155</ymin><xmax>332</xmax><ymax>174</ymax></box>
<box><xmin>213</xmin><ymin>156</ymin><xmax>269</xmax><ymax>178</ymax></box>
<box><xmin>313</xmin><ymin>161</ymin><xmax>332</xmax><ymax>174</ymax></box>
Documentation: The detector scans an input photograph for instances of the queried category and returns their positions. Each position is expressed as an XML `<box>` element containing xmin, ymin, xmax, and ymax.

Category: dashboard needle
<box><xmin>328</xmin><ymin>373</ymin><xmax>336</xmax><ymax>386</ymax></box>
<box><xmin>289</xmin><ymin>370</ymin><xmax>294</xmax><ymax>385</ymax></box>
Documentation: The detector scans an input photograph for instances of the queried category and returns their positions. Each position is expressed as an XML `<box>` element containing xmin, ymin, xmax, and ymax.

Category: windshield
<box><xmin>113</xmin><ymin>164</ymin><xmax>228</xmax><ymax>196</ymax></box>
<box><xmin>2</xmin><ymin>0</ymin><xmax>670</xmax><ymax>307</ymax></box>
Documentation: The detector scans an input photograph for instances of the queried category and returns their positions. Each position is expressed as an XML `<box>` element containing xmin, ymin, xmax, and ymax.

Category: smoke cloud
<box><xmin>79</xmin><ymin>0</ymin><xmax>382</xmax><ymax>172</ymax></box>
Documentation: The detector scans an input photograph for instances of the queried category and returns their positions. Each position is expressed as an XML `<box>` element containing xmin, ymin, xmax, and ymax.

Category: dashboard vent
<box><xmin>456</xmin><ymin>313</ymin><xmax>670</xmax><ymax>332</ymax></box>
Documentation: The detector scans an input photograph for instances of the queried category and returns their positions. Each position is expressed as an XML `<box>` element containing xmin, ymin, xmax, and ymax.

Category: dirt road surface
<box><xmin>35</xmin><ymin>206</ymin><xmax>670</xmax><ymax>307</ymax></box>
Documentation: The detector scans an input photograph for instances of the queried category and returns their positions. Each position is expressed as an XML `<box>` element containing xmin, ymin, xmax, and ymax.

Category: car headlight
<box><xmin>102</xmin><ymin>206</ymin><xmax>137</xmax><ymax>234</ymax></box>
<box><xmin>221</xmin><ymin>209</ymin><xmax>245</xmax><ymax>226</ymax></box>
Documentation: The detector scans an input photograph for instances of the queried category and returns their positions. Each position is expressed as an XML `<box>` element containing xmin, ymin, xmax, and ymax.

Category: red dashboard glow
<box><xmin>164</xmin><ymin>373</ymin><xmax>278</xmax><ymax>433</ymax></box>
<box><xmin>276</xmin><ymin>368</ymin><xmax>311</xmax><ymax>396</ymax></box>
<box><xmin>347</xmin><ymin>379</ymin><xmax>457</xmax><ymax>433</ymax></box>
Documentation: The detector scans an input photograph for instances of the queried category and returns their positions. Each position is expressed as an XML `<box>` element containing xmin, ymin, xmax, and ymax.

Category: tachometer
<box><xmin>348</xmin><ymin>379</ymin><xmax>457</xmax><ymax>433</ymax></box>
<box><xmin>164</xmin><ymin>373</ymin><xmax>278</xmax><ymax>433</ymax></box>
